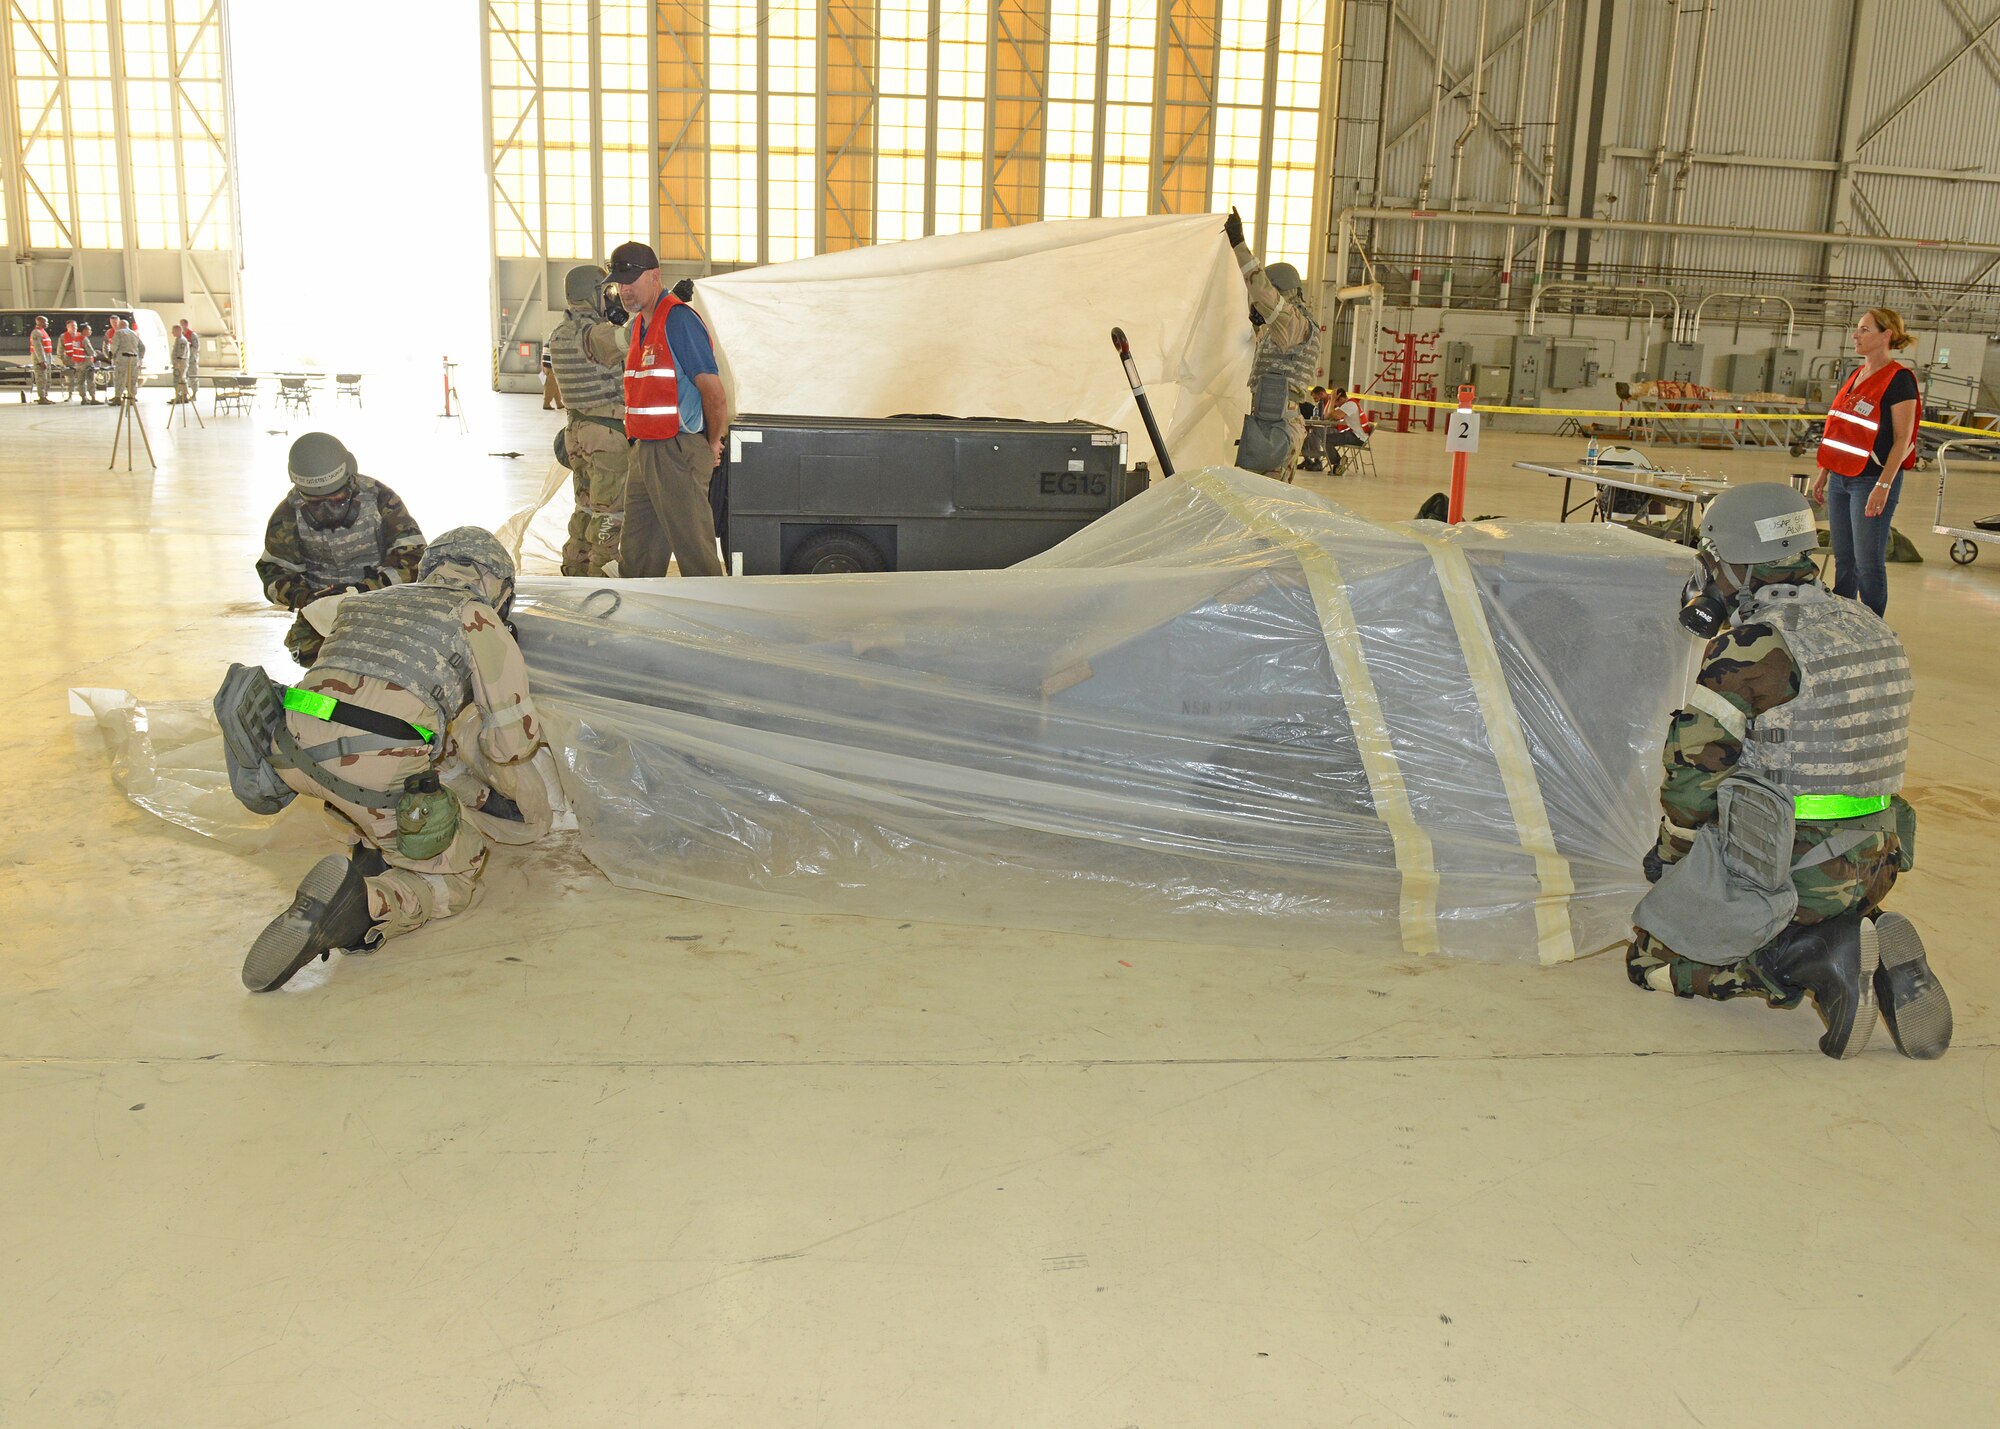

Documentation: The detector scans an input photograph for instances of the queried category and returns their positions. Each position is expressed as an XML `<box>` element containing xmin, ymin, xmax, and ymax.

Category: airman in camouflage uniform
<box><xmin>1227</xmin><ymin>206</ymin><xmax>1321</xmax><ymax>484</ymax></box>
<box><xmin>546</xmin><ymin>264</ymin><xmax>631</xmax><ymax>576</ymax></box>
<box><xmin>1626</xmin><ymin>482</ymin><xmax>1949</xmax><ymax>1060</ymax></box>
<box><xmin>1625</xmin><ymin>550</ymin><xmax>1903</xmax><ymax>1002</ymax></box>
<box><xmin>237</xmin><ymin>528</ymin><xmax>556</xmax><ymax>992</ymax></box>
<box><xmin>257</xmin><ymin>433</ymin><xmax>426</xmax><ymax>666</ymax></box>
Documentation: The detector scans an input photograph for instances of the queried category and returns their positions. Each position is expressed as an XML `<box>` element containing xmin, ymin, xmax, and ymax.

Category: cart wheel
<box><xmin>1951</xmin><ymin>538</ymin><xmax>1978</xmax><ymax>565</ymax></box>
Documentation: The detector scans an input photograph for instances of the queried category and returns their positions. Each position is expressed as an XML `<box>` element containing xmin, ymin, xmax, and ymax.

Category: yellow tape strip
<box><xmin>1416</xmin><ymin>535</ymin><xmax>1578</xmax><ymax>965</ymax></box>
<box><xmin>1190</xmin><ymin>470</ymin><xmax>1441</xmax><ymax>956</ymax></box>
<box><xmin>1363</xmin><ymin>391</ymin><xmax>2000</xmax><ymax>437</ymax></box>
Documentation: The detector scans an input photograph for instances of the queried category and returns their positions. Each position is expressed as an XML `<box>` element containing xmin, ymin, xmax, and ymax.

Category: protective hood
<box><xmin>420</xmin><ymin>526</ymin><xmax>516</xmax><ymax>614</ymax></box>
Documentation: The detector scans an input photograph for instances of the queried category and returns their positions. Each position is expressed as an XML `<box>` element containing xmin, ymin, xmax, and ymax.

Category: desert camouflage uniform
<box><xmin>257</xmin><ymin>480</ymin><xmax>426</xmax><ymax>665</ymax></box>
<box><xmin>548</xmin><ymin>306</ymin><xmax>631</xmax><ymax>576</ymax></box>
<box><xmin>1234</xmin><ymin>240</ymin><xmax>1321</xmax><ymax>483</ymax></box>
<box><xmin>1626</xmin><ymin>554</ymin><xmax>1903</xmax><ymax>1001</ymax></box>
<box><xmin>277</xmin><ymin>597</ymin><xmax>551</xmax><ymax>941</ymax></box>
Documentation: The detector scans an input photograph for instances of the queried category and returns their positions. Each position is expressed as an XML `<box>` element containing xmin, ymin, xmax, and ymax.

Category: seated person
<box><xmin>1326</xmin><ymin>387</ymin><xmax>1370</xmax><ymax>473</ymax></box>
<box><xmin>1626</xmin><ymin>484</ymin><xmax>1948</xmax><ymax>1061</ymax></box>
<box><xmin>257</xmin><ymin>433</ymin><xmax>426</xmax><ymax>666</ymax></box>
<box><xmin>218</xmin><ymin>529</ymin><xmax>555</xmax><ymax>991</ymax></box>
<box><xmin>1300</xmin><ymin>385</ymin><xmax>1331</xmax><ymax>471</ymax></box>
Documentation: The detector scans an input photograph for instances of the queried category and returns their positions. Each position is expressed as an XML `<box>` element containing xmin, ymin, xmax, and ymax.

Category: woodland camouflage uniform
<box><xmin>1626</xmin><ymin>552</ymin><xmax>1904</xmax><ymax>1001</ymax></box>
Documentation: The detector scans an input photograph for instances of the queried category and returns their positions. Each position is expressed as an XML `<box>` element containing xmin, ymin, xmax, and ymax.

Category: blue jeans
<box><xmin>1825</xmin><ymin>470</ymin><xmax>1902</xmax><ymax>616</ymax></box>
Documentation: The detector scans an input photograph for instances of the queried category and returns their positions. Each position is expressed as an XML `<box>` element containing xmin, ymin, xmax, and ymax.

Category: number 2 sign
<box><xmin>1445</xmin><ymin>409</ymin><xmax>1481</xmax><ymax>452</ymax></box>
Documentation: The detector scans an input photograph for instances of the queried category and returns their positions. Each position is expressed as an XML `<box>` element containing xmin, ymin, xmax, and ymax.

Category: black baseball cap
<box><xmin>606</xmin><ymin>241</ymin><xmax>660</xmax><ymax>284</ymax></box>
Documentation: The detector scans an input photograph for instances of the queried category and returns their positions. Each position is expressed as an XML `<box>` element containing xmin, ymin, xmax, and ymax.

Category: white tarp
<box><xmin>510</xmin><ymin>470</ymin><xmax>1696</xmax><ymax>964</ymax></box>
<box><xmin>691</xmin><ymin>214</ymin><xmax>1253</xmax><ymax>471</ymax></box>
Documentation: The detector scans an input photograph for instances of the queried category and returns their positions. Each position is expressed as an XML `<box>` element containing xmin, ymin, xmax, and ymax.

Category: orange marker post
<box><xmin>1444</xmin><ymin>383</ymin><xmax>1479</xmax><ymax>523</ymax></box>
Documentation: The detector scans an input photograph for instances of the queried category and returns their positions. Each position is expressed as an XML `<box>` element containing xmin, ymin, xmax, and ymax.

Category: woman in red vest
<box><xmin>1810</xmin><ymin>307</ymin><xmax>1920</xmax><ymax>616</ymax></box>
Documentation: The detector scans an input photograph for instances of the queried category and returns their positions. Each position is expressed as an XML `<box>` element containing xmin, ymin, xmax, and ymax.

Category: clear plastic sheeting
<box><xmin>691</xmin><ymin>214</ymin><xmax>1252</xmax><ymax>471</ymax></box>
<box><xmin>512</xmin><ymin>469</ymin><xmax>1697</xmax><ymax>963</ymax></box>
<box><xmin>68</xmin><ymin>687</ymin><xmax>307</xmax><ymax>853</ymax></box>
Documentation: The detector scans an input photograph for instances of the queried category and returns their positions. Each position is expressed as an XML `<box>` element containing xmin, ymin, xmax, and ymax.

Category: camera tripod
<box><xmin>436</xmin><ymin>357</ymin><xmax>467</xmax><ymax>432</ymax></box>
<box><xmin>108</xmin><ymin>394</ymin><xmax>156</xmax><ymax>471</ymax></box>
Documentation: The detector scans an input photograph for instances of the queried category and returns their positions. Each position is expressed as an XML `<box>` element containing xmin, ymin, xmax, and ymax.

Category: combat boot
<box><xmin>1871</xmin><ymin>912</ymin><xmax>1951</xmax><ymax>1059</ymax></box>
<box><xmin>1747</xmin><ymin>910</ymin><xmax>1876</xmax><ymax>1060</ymax></box>
<box><xmin>242</xmin><ymin>851</ymin><xmax>383</xmax><ymax>991</ymax></box>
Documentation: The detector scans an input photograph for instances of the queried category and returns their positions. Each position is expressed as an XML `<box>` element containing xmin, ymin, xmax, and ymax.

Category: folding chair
<box><xmin>278</xmin><ymin>376</ymin><xmax>312</xmax><ymax>415</ymax></box>
<box><xmin>335</xmin><ymin>373</ymin><xmax>364</xmax><ymax>408</ymax></box>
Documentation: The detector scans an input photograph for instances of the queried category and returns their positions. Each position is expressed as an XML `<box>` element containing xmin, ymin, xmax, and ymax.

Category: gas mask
<box><xmin>1677</xmin><ymin>550</ymin><xmax>1737</xmax><ymax>640</ymax></box>
<box><xmin>300</xmin><ymin>486</ymin><xmax>358</xmax><ymax>529</ymax></box>
<box><xmin>602</xmin><ymin>286</ymin><xmax>629</xmax><ymax>326</ymax></box>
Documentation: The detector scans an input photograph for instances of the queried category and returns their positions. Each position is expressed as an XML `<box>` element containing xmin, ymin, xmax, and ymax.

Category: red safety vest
<box><xmin>1817</xmin><ymin>362</ymin><xmax>1919</xmax><ymax>477</ymax></box>
<box><xmin>624</xmin><ymin>294</ymin><xmax>705</xmax><ymax>440</ymax></box>
<box><xmin>29</xmin><ymin>328</ymin><xmax>52</xmax><ymax>362</ymax></box>
<box><xmin>60</xmin><ymin>332</ymin><xmax>87</xmax><ymax>365</ymax></box>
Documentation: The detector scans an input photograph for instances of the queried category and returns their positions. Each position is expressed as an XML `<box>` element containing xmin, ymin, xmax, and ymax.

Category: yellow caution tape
<box><xmin>1361</xmin><ymin>391</ymin><xmax>2000</xmax><ymax>438</ymax></box>
<box><xmin>1190</xmin><ymin>470</ymin><xmax>1442</xmax><ymax>956</ymax></box>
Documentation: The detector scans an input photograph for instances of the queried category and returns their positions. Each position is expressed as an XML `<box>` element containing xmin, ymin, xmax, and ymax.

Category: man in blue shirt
<box><xmin>607</xmin><ymin>241</ymin><xmax>729</xmax><ymax>578</ymax></box>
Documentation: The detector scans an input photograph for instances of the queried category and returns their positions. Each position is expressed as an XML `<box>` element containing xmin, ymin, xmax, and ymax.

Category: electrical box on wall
<box><xmin>1510</xmin><ymin>335</ymin><xmax>1549</xmax><ymax>406</ymax></box>
<box><xmin>1548</xmin><ymin>341</ymin><xmax>1594</xmax><ymax>390</ymax></box>
<box><xmin>1766</xmin><ymin>347</ymin><xmax>1803</xmax><ymax>396</ymax></box>
<box><xmin>1471</xmin><ymin>364</ymin><xmax>1512</xmax><ymax>400</ymax></box>
<box><xmin>1444</xmin><ymin>341</ymin><xmax>1475</xmax><ymax>387</ymax></box>
<box><xmin>1725</xmin><ymin>352</ymin><xmax>1766</xmax><ymax>394</ymax></box>
<box><xmin>1656</xmin><ymin>342</ymin><xmax>1704</xmax><ymax>384</ymax></box>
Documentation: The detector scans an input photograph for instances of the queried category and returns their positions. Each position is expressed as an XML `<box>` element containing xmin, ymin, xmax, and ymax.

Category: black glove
<box><xmin>1642</xmin><ymin>848</ymin><xmax>1665</xmax><ymax>884</ymax></box>
<box><xmin>1223</xmin><ymin>207</ymin><xmax>1244</xmax><ymax>248</ymax></box>
<box><xmin>672</xmin><ymin>278</ymin><xmax>695</xmax><ymax>302</ymax></box>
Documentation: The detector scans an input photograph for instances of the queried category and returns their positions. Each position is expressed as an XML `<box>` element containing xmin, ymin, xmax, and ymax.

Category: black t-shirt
<box><xmin>1861</xmin><ymin>366</ymin><xmax>1920</xmax><ymax>479</ymax></box>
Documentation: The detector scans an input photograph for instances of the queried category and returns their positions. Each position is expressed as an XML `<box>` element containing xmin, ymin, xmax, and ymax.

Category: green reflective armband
<box><xmin>1793</xmin><ymin>793</ymin><xmax>1892</xmax><ymax>821</ymax></box>
<box><xmin>281</xmin><ymin>685</ymin><xmax>435</xmax><ymax>743</ymax></box>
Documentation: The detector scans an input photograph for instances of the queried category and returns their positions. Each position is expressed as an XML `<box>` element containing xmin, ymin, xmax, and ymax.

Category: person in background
<box><xmin>170</xmin><ymin>321</ymin><xmax>196</xmax><ymax>405</ymax></box>
<box><xmin>1300</xmin><ymin>385</ymin><xmax>1331</xmax><ymax>471</ymax></box>
<box><xmin>1224</xmin><ymin>207</ymin><xmax>1320</xmax><ymax>484</ymax></box>
<box><xmin>1810</xmin><ymin>307</ymin><xmax>1919</xmax><ymax>617</ymax></box>
<box><xmin>546</xmin><ymin>264</ymin><xmax>632</xmax><ymax>576</ymax></box>
<box><xmin>27</xmin><ymin>316</ymin><xmax>55</xmax><ymax>403</ymax></box>
<box><xmin>178</xmin><ymin>320</ymin><xmax>200</xmax><ymax>400</ymax></box>
<box><xmin>608</xmin><ymin>241</ymin><xmax>729</xmax><ymax>578</ymax></box>
<box><xmin>541</xmin><ymin>346</ymin><xmax>563</xmax><ymax>411</ymax></box>
<box><xmin>68</xmin><ymin>322</ymin><xmax>100</xmax><ymax>403</ymax></box>
<box><xmin>257</xmin><ymin>433</ymin><xmax>428</xmax><ymax>666</ymax></box>
<box><xmin>108</xmin><ymin>317</ymin><xmax>144</xmax><ymax>405</ymax></box>
<box><xmin>1327</xmin><ymin>386</ymin><xmax>1371</xmax><ymax>475</ymax></box>
<box><xmin>1626</xmin><ymin>483</ymin><xmax>1946</xmax><ymax>1061</ymax></box>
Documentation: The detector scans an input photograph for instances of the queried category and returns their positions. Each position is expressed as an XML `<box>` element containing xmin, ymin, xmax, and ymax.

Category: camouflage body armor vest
<box><xmin>1736</xmin><ymin>583</ymin><xmax>1912</xmax><ymax>800</ymax></box>
<box><xmin>548</xmin><ymin>310</ymin><xmax>625</xmax><ymax>415</ymax></box>
<box><xmin>1250</xmin><ymin>312</ymin><xmax>1323</xmax><ymax>399</ymax></box>
<box><xmin>313</xmin><ymin>582</ymin><xmax>480</xmax><ymax>734</ymax></box>
<box><xmin>294</xmin><ymin>475</ymin><xmax>391</xmax><ymax>588</ymax></box>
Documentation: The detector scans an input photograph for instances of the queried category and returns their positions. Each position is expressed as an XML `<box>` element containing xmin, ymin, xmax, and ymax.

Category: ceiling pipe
<box><xmin>1529</xmin><ymin>281</ymin><xmax>1679</xmax><ymax>338</ymax></box>
<box><xmin>1411</xmin><ymin>2</ymin><xmax>1450</xmax><ymax>301</ymax></box>
<box><xmin>1439</xmin><ymin>0</ymin><xmax>1490</xmax><ymax>312</ymax></box>
<box><xmin>1499</xmin><ymin>0</ymin><xmax>1536</xmax><ymax>312</ymax></box>
<box><xmin>1530</xmin><ymin>0</ymin><xmax>1569</xmax><ymax>297</ymax></box>
<box><xmin>1663</xmin><ymin>0</ymin><xmax>1720</xmax><ymax>274</ymax></box>
<box><xmin>1692</xmin><ymin>290</ymin><xmax>1796</xmax><ymax>345</ymax></box>
<box><xmin>1343</xmin><ymin>205</ymin><xmax>2000</xmax><ymax>261</ymax></box>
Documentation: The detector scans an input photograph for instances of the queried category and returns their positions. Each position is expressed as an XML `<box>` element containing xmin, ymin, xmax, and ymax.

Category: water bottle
<box><xmin>1585</xmin><ymin>436</ymin><xmax>1600</xmax><ymax>469</ymax></box>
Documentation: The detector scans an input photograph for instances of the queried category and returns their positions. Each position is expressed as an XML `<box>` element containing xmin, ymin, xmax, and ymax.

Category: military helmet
<box><xmin>1265</xmin><ymin>262</ymin><xmax>1303</xmax><ymax>296</ymax></box>
<box><xmin>420</xmin><ymin>526</ymin><xmax>517</xmax><ymax>614</ymax></box>
<box><xmin>288</xmin><ymin>432</ymin><xmax>356</xmax><ymax>495</ymax></box>
<box><xmin>1699</xmin><ymin>482</ymin><xmax>1819</xmax><ymax>565</ymax></box>
<box><xmin>565</xmin><ymin>263</ymin><xmax>610</xmax><ymax>304</ymax></box>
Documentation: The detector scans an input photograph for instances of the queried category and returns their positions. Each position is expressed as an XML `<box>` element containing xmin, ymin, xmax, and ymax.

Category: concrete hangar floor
<box><xmin>2</xmin><ymin>385</ymin><xmax>1995</xmax><ymax>1428</ymax></box>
